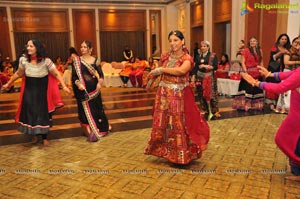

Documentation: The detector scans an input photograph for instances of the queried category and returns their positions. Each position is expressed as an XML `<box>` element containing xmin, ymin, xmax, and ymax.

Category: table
<box><xmin>217</xmin><ymin>78</ymin><xmax>240</xmax><ymax>96</ymax></box>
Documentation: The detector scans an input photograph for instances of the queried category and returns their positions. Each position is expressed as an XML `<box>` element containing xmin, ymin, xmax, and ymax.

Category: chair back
<box><xmin>102</xmin><ymin>63</ymin><xmax>113</xmax><ymax>75</ymax></box>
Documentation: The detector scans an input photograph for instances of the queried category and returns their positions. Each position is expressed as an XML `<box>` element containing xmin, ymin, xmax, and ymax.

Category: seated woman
<box><xmin>55</xmin><ymin>56</ymin><xmax>65</xmax><ymax>75</ymax></box>
<box><xmin>119</xmin><ymin>57</ymin><xmax>134</xmax><ymax>87</ymax></box>
<box><xmin>129</xmin><ymin>57</ymin><xmax>146</xmax><ymax>87</ymax></box>
<box><xmin>142</xmin><ymin>57</ymin><xmax>158</xmax><ymax>87</ymax></box>
<box><xmin>216</xmin><ymin>53</ymin><xmax>230</xmax><ymax>79</ymax></box>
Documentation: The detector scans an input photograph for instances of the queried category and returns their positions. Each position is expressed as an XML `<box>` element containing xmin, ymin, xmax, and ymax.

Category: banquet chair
<box><xmin>101</xmin><ymin>63</ymin><xmax>123</xmax><ymax>87</ymax></box>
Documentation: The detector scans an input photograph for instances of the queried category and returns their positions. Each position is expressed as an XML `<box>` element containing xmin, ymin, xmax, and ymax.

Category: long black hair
<box><xmin>247</xmin><ymin>37</ymin><xmax>262</xmax><ymax>62</ymax></box>
<box><xmin>25</xmin><ymin>38</ymin><xmax>47</xmax><ymax>63</ymax></box>
<box><xmin>69</xmin><ymin>47</ymin><xmax>78</xmax><ymax>56</ymax></box>
<box><xmin>275</xmin><ymin>33</ymin><xmax>291</xmax><ymax>50</ymax></box>
<box><xmin>219</xmin><ymin>53</ymin><xmax>229</xmax><ymax>65</ymax></box>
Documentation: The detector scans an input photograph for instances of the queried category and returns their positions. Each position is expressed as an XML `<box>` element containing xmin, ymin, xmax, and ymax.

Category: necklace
<box><xmin>170</xmin><ymin>52</ymin><xmax>184</xmax><ymax>59</ymax></box>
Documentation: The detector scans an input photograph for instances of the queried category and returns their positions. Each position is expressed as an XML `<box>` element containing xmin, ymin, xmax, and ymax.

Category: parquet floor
<box><xmin>0</xmin><ymin>87</ymin><xmax>299</xmax><ymax>199</ymax></box>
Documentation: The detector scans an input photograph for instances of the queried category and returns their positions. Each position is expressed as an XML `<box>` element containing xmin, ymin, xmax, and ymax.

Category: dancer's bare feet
<box><xmin>31</xmin><ymin>136</ymin><xmax>39</xmax><ymax>144</ymax></box>
<box><xmin>82</xmin><ymin>126</ymin><xmax>91</xmax><ymax>137</ymax></box>
<box><xmin>285</xmin><ymin>175</ymin><xmax>300</xmax><ymax>182</ymax></box>
<box><xmin>43</xmin><ymin>139</ymin><xmax>50</xmax><ymax>146</ymax></box>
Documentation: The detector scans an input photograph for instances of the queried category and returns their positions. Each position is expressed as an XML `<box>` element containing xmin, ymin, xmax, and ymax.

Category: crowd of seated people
<box><xmin>117</xmin><ymin>56</ymin><xmax>158</xmax><ymax>88</ymax></box>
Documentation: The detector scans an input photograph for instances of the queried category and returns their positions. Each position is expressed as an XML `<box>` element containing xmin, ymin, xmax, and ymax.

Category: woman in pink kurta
<box><xmin>144</xmin><ymin>30</ymin><xmax>209</xmax><ymax>165</ymax></box>
<box><xmin>242</xmin><ymin>63</ymin><xmax>300</xmax><ymax>181</ymax></box>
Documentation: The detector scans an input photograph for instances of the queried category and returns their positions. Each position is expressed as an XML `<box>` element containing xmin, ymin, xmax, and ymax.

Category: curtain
<box><xmin>14</xmin><ymin>32</ymin><xmax>70</xmax><ymax>63</ymax></box>
<box><xmin>100</xmin><ymin>31</ymin><xmax>145</xmax><ymax>62</ymax></box>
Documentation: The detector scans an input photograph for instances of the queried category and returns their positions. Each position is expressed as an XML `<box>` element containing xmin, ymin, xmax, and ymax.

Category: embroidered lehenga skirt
<box><xmin>145</xmin><ymin>82</ymin><xmax>209</xmax><ymax>164</ymax></box>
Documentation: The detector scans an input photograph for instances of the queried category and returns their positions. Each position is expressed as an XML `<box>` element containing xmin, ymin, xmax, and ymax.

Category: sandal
<box><xmin>270</xmin><ymin>104</ymin><xmax>275</xmax><ymax>111</ymax></box>
<box><xmin>214</xmin><ymin>112</ymin><xmax>221</xmax><ymax>118</ymax></box>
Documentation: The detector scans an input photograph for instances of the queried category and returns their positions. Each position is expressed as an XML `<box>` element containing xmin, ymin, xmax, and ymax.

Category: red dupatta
<box><xmin>15</xmin><ymin>74</ymin><xmax>64</xmax><ymax>122</ymax></box>
<box><xmin>184</xmin><ymin>86</ymin><xmax>210</xmax><ymax>151</ymax></box>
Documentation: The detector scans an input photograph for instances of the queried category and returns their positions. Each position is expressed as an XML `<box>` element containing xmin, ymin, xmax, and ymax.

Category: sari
<box><xmin>72</xmin><ymin>56</ymin><xmax>109</xmax><ymax>141</ymax></box>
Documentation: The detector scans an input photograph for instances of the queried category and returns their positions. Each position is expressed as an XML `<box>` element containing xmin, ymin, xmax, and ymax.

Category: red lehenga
<box><xmin>144</xmin><ymin>52</ymin><xmax>210</xmax><ymax>164</ymax></box>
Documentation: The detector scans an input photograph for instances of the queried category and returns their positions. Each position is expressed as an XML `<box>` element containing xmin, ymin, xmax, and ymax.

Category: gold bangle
<box><xmin>265</xmin><ymin>72</ymin><xmax>271</xmax><ymax>78</ymax></box>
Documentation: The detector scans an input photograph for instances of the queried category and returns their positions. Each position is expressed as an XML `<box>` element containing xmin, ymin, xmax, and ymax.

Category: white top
<box><xmin>19</xmin><ymin>56</ymin><xmax>56</xmax><ymax>78</ymax></box>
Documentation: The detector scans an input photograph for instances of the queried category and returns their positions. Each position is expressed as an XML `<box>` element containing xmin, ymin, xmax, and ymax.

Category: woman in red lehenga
<box><xmin>2</xmin><ymin>38</ymin><xmax>71</xmax><ymax>146</ymax></box>
<box><xmin>144</xmin><ymin>30</ymin><xmax>210</xmax><ymax>165</ymax></box>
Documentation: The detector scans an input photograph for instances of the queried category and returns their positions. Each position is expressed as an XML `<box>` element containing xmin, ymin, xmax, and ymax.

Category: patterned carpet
<box><xmin>0</xmin><ymin>114</ymin><xmax>299</xmax><ymax>199</ymax></box>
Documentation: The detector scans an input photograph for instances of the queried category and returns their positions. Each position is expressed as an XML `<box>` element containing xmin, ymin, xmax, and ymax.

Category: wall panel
<box><xmin>191</xmin><ymin>0</ymin><xmax>204</xmax><ymax>27</ymax></box>
<box><xmin>0</xmin><ymin>7</ymin><xmax>12</xmax><ymax>59</ymax></box>
<box><xmin>99</xmin><ymin>10</ymin><xmax>146</xmax><ymax>31</ymax></box>
<box><xmin>73</xmin><ymin>9</ymin><xmax>97</xmax><ymax>55</ymax></box>
<box><xmin>213</xmin><ymin>0</ymin><xmax>231</xmax><ymax>23</ymax></box>
<box><xmin>11</xmin><ymin>8</ymin><xmax>68</xmax><ymax>32</ymax></box>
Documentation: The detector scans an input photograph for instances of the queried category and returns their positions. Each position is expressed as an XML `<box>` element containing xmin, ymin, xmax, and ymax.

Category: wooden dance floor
<box><xmin>0</xmin><ymin>87</ymin><xmax>299</xmax><ymax>199</ymax></box>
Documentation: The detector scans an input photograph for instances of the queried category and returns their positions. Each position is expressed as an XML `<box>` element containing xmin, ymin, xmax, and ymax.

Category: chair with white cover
<box><xmin>102</xmin><ymin>63</ymin><xmax>123</xmax><ymax>87</ymax></box>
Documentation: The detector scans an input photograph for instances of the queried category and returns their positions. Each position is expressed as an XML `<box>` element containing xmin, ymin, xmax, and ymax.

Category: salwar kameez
<box><xmin>258</xmin><ymin>68</ymin><xmax>300</xmax><ymax>175</ymax></box>
<box><xmin>15</xmin><ymin>57</ymin><xmax>63</xmax><ymax>136</ymax></box>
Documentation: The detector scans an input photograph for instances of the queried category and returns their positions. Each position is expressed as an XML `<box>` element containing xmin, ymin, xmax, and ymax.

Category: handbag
<box><xmin>268</xmin><ymin>60</ymin><xmax>280</xmax><ymax>72</ymax></box>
